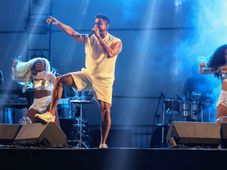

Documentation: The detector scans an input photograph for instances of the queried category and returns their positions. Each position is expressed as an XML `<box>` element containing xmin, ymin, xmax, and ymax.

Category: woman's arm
<box><xmin>198</xmin><ymin>63</ymin><xmax>218</xmax><ymax>74</ymax></box>
<box><xmin>47</xmin><ymin>72</ymin><xmax>56</xmax><ymax>84</ymax></box>
<box><xmin>12</xmin><ymin>61</ymin><xmax>31</xmax><ymax>82</ymax></box>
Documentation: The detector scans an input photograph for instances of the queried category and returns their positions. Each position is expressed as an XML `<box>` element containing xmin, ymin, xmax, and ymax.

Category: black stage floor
<box><xmin>0</xmin><ymin>147</ymin><xmax>226</xmax><ymax>170</ymax></box>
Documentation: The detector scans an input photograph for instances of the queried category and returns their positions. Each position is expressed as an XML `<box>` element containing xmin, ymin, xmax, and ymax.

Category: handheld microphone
<box><xmin>88</xmin><ymin>31</ymin><xmax>95</xmax><ymax>37</ymax></box>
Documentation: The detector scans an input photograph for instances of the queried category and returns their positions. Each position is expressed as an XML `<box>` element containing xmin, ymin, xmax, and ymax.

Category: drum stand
<box><xmin>70</xmin><ymin>100</ymin><xmax>90</xmax><ymax>148</ymax></box>
<box><xmin>161</xmin><ymin>101</ymin><xmax>166</xmax><ymax>147</ymax></box>
<box><xmin>76</xmin><ymin>103</ymin><xmax>88</xmax><ymax>148</ymax></box>
<box><xmin>153</xmin><ymin>94</ymin><xmax>163</xmax><ymax>123</ymax></box>
<box><xmin>153</xmin><ymin>93</ymin><xmax>166</xmax><ymax>147</ymax></box>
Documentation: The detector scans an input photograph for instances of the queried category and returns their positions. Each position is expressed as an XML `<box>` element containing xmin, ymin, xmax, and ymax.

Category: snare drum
<box><xmin>58</xmin><ymin>104</ymin><xmax>74</xmax><ymax>119</ymax></box>
<box><xmin>75</xmin><ymin>91</ymin><xmax>93</xmax><ymax>101</ymax></box>
<box><xmin>190</xmin><ymin>101</ymin><xmax>201</xmax><ymax>114</ymax></box>
<box><xmin>181</xmin><ymin>101</ymin><xmax>202</xmax><ymax>121</ymax></box>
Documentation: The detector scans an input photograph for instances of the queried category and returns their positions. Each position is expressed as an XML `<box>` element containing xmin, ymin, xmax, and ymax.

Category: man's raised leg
<box><xmin>35</xmin><ymin>74</ymin><xmax>76</xmax><ymax>122</ymax></box>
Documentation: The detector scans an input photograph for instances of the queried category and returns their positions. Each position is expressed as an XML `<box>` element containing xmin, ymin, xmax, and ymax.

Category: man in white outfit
<box><xmin>36</xmin><ymin>14</ymin><xmax>122</xmax><ymax>148</ymax></box>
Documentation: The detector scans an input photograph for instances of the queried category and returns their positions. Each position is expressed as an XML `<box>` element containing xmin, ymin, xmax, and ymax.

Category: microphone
<box><xmin>175</xmin><ymin>95</ymin><xmax>182</xmax><ymax>101</ymax></box>
<box><xmin>159</xmin><ymin>91</ymin><xmax>165</xmax><ymax>97</ymax></box>
<box><xmin>88</xmin><ymin>31</ymin><xmax>95</xmax><ymax>37</ymax></box>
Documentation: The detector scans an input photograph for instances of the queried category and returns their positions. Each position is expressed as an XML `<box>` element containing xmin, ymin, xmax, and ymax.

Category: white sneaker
<box><xmin>99</xmin><ymin>144</ymin><xmax>108</xmax><ymax>149</ymax></box>
<box><xmin>35</xmin><ymin>112</ymin><xmax>55</xmax><ymax>123</ymax></box>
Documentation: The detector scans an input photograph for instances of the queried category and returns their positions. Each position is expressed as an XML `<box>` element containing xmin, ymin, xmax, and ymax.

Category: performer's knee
<box><xmin>54</xmin><ymin>77</ymin><xmax>64</xmax><ymax>100</ymax></box>
<box><xmin>56</xmin><ymin>77</ymin><xmax>64</xmax><ymax>88</ymax></box>
<box><xmin>101</xmin><ymin>109</ymin><xmax>111</xmax><ymax>123</ymax></box>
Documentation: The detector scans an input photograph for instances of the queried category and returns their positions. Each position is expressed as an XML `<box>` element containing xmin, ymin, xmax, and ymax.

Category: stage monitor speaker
<box><xmin>166</xmin><ymin>121</ymin><xmax>220</xmax><ymax>147</ymax></box>
<box><xmin>0</xmin><ymin>124</ymin><xmax>21</xmax><ymax>145</ymax></box>
<box><xmin>15</xmin><ymin>122</ymin><xmax>67</xmax><ymax>147</ymax></box>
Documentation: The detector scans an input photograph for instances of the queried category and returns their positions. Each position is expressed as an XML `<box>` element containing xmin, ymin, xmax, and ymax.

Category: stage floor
<box><xmin>0</xmin><ymin>146</ymin><xmax>226</xmax><ymax>170</ymax></box>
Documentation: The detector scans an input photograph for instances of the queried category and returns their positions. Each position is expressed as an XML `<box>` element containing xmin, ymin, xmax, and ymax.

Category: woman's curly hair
<box><xmin>207</xmin><ymin>44</ymin><xmax>227</xmax><ymax>78</ymax></box>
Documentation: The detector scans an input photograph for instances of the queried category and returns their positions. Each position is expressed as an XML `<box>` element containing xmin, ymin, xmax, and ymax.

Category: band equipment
<box><xmin>166</xmin><ymin>121</ymin><xmax>220</xmax><ymax>147</ymax></box>
<box><xmin>0</xmin><ymin>122</ymin><xmax>67</xmax><ymax>146</ymax></box>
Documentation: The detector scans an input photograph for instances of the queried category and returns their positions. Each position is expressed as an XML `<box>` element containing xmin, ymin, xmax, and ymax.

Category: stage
<box><xmin>1</xmin><ymin>0</ymin><xmax>227</xmax><ymax>170</ymax></box>
<box><xmin>0</xmin><ymin>146</ymin><xmax>225</xmax><ymax>170</ymax></box>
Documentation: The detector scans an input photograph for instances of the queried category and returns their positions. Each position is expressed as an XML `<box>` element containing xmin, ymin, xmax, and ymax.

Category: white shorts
<box><xmin>217</xmin><ymin>90</ymin><xmax>227</xmax><ymax>107</ymax></box>
<box><xmin>29</xmin><ymin>95</ymin><xmax>51</xmax><ymax>113</ymax></box>
<box><xmin>70</xmin><ymin>69</ymin><xmax>113</xmax><ymax>105</ymax></box>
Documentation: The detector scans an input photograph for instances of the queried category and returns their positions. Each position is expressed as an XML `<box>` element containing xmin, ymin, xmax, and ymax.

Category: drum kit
<box><xmin>58</xmin><ymin>91</ymin><xmax>93</xmax><ymax>119</ymax></box>
<box><xmin>163</xmin><ymin>91</ymin><xmax>211</xmax><ymax>123</ymax></box>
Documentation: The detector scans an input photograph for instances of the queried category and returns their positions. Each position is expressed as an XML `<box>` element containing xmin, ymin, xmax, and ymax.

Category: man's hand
<box><xmin>46</xmin><ymin>16</ymin><xmax>84</xmax><ymax>43</ymax></box>
<box><xmin>46</xmin><ymin>16</ymin><xmax>59</xmax><ymax>25</ymax></box>
<box><xmin>93</xmin><ymin>26</ymin><xmax>101</xmax><ymax>38</ymax></box>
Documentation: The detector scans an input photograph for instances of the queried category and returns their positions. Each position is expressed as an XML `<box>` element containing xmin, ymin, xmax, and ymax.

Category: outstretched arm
<box><xmin>199</xmin><ymin>63</ymin><xmax>217</xmax><ymax>74</ymax></box>
<box><xmin>47</xmin><ymin>16</ymin><xmax>85</xmax><ymax>43</ymax></box>
<box><xmin>11</xmin><ymin>60</ymin><xmax>29</xmax><ymax>82</ymax></box>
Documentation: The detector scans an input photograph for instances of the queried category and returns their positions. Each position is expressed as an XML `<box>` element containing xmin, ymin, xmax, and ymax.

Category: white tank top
<box><xmin>84</xmin><ymin>33</ymin><xmax>121</xmax><ymax>82</ymax></box>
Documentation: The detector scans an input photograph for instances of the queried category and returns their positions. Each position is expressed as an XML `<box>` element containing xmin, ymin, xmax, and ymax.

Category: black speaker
<box><xmin>150</xmin><ymin>124</ymin><xmax>169</xmax><ymax>148</ymax></box>
<box><xmin>166</xmin><ymin>121</ymin><xmax>220</xmax><ymax>147</ymax></box>
<box><xmin>0</xmin><ymin>124</ymin><xmax>21</xmax><ymax>145</ymax></box>
<box><xmin>220</xmin><ymin>123</ymin><xmax>227</xmax><ymax>148</ymax></box>
<box><xmin>15</xmin><ymin>122</ymin><xmax>67</xmax><ymax>146</ymax></box>
<box><xmin>59</xmin><ymin>119</ymin><xmax>76</xmax><ymax>140</ymax></box>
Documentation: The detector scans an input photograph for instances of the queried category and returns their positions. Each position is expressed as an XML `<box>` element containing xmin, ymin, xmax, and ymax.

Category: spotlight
<box><xmin>175</xmin><ymin>0</ymin><xmax>182</xmax><ymax>7</ymax></box>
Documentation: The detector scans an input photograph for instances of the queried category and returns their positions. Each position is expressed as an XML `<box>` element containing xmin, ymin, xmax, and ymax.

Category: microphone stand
<box><xmin>152</xmin><ymin>92</ymin><xmax>166</xmax><ymax>147</ymax></box>
<box><xmin>153</xmin><ymin>92</ymin><xmax>165</xmax><ymax>124</ymax></box>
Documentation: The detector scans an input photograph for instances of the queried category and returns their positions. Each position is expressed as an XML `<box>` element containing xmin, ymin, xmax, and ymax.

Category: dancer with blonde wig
<box><xmin>12</xmin><ymin>57</ymin><xmax>59</xmax><ymax>124</ymax></box>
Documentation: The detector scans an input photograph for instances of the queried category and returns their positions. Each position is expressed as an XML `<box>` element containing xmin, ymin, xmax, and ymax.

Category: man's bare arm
<box><xmin>47</xmin><ymin>16</ymin><xmax>85</xmax><ymax>43</ymax></box>
<box><xmin>92</xmin><ymin>25</ymin><xmax>122</xmax><ymax>58</ymax></box>
<box><xmin>97</xmin><ymin>38</ymin><xmax>122</xmax><ymax>58</ymax></box>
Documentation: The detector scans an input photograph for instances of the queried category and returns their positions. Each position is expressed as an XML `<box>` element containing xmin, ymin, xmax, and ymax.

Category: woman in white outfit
<box><xmin>199</xmin><ymin>44</ymin><xmax>227</xmax><ymax>123</ymax></box>
<box><xmin>12</xmin><ymin>57</ymin><xmax>59</xmax><ymax>124</ymax></box>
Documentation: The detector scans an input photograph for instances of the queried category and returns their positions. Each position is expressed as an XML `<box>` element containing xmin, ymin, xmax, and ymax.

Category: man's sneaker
<box><xmin>35</xmin><ymin>112</ymin><xmax>55</xmax><ymax>123</ymax></box>
<box><xmin>99</xmin><ymin>144</ymin><xmax>108</xmax><ymax>149</ymax></box>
